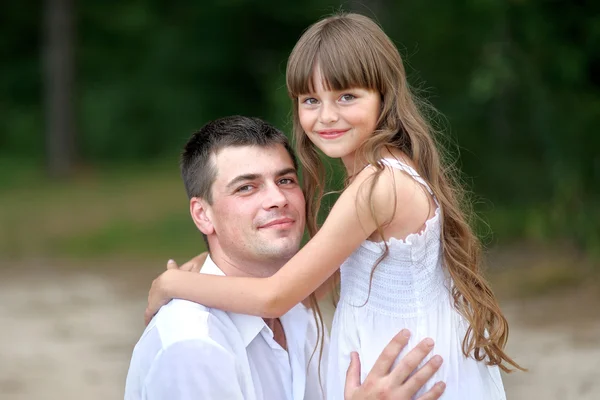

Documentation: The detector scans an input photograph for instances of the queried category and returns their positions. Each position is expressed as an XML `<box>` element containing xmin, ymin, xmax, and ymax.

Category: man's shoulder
<box><xmin>148</xmin><ymin>299</ymin><xmax>235</xmax><ymax>349</ymax></box>
<box><xmin>125</xmin><ymin>300</ymin><xmax>245</xmax><ymax>399</ymax></box>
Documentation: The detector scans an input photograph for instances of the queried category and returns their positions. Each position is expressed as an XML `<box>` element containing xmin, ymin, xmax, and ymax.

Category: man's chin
<box><xmin>256</xmin><ymin>242</ymin><xmax>301</xmax><ymax>260</ymax></box>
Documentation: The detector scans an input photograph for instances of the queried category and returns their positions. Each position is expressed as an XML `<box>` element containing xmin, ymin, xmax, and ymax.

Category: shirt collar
<box><xmin>200</xmin><ymin>255</ymin><xmax>266</xmax><ymax>348</ymax></box>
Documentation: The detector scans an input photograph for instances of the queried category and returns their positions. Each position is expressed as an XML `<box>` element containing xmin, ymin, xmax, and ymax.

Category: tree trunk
<box><xmin>44</xmin><ymin>0</ymin><xmax>76</xmax><ymax>178</ymax></box>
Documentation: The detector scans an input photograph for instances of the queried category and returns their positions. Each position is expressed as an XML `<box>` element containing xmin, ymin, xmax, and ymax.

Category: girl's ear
<box><xmin>190</xmin><ymin>197</ymin><xmax>214</xmax><ymax>235</ymax></box>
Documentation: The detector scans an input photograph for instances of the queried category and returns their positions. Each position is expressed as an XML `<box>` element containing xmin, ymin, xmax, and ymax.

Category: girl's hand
<box><xmin>144</xmin><ymin>253</ymin><xmax>208</xmax><ymax>325</ymax></box>
<box><xmin>178</xmin><ymin>252</ymin><xmax>208</xmax><ymax>273</ymax></box>
<box><xmin>145</xmin><ymin>268</ymin><xmax>179</xmax><ymax>326</ymax></box>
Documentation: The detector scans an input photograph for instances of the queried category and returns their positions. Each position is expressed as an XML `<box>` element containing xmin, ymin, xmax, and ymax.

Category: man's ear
<box><xmin>190</xmin><ymin>197</ymin><xmax>214</xmax><ymax>235</ymax></box>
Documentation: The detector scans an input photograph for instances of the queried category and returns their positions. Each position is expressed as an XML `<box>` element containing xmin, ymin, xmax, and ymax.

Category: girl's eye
<box><xmin>301</xmin><ymin>97</ymin><xmax>319</xmax><ymax>105</ymax></box>
<box><xmin>340</xmin><ymin>94</ymin><xmax>356</xmax><ymax>102</ymax></box>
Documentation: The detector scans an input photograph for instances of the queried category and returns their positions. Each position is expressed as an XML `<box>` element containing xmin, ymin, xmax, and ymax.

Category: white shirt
<box><xmin>124</xmin><ymin>256</ymin><xmax>327</xmax><ymax>400</ymax></box>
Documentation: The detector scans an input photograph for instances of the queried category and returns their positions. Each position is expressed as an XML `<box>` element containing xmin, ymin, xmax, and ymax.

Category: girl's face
<box><xmin>297</xmin><ymin>67</ymin><xmax>381</xmax><ymax>172</ymax></box>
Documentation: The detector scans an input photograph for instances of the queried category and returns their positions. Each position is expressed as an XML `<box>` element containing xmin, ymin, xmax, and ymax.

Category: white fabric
<box><xmin>125</xmin><ymin>256</ymin><xmax>327</xmax><ymax>400</ymax></box>
<box><xmin>326</xmin><ymin>159</ymin><xmax>506</xmax><ymax>400</ymax></box>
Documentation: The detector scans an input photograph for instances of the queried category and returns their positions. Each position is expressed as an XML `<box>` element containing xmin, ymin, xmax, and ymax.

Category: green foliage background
<box><xmin>1</xmin><ymin>0</ymin><xmax>598</xmax><ymax>260</ymax></box>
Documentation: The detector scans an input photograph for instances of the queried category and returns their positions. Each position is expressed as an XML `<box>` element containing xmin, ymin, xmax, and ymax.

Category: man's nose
<box><xmin>263</xmin><ymin>184</ymin><xmax>288</xmax><ymax>209</ymax></box>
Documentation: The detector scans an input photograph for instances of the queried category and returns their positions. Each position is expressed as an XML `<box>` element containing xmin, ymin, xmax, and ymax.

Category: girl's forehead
<box><xmin>290</xmin><ymin>53</ymin><xmax>379</xmax><ymax>96</ymax></box>
<box><xmin>306</xmin><ymin>66</ymin><xmax>351</xmax><ymax>93</ymax></box>
<box><xmin>304</xmin><ymin>67</ymin><xmax>372</xmax><ymax>95</ymax></box>
<box><xmin>309</xmin><ymin>67</ymin><xmax>328</xmax><ymax>91</ymax></box>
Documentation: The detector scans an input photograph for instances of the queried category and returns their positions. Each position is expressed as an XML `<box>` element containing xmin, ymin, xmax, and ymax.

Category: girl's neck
<box><xmin>343</xmin><ymin>147</ymin><xmax>406</xmax><ymax>181</ymax></box>
<box><xmin>341</xmin><ymin>151</ymin><xmax>367</xmax><ymax>178</ymax></box>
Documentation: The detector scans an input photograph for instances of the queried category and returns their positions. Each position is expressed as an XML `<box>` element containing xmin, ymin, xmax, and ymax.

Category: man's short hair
<box><xmin>181</xmin><ymin>116</ymin><xmax>298</xmax><ymax>203</ymax></box>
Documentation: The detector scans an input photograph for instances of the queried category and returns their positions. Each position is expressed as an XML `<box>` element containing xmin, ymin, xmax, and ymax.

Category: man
<box><xmin>125</xmin><ymin>116</ymin><xmax>445</xmax><ymax>399</ymax></box>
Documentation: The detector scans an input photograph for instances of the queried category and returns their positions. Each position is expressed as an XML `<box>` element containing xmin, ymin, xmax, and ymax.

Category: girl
<box><xmin>147</xmin><ymin>13</ymin><xmax>521</xmax><ymax>399</ymax></box>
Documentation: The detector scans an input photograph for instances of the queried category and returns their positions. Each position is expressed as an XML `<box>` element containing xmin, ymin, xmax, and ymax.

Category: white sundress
<box><xmin>326</xmin><ymin>159</ymin><xmax>506</xmax><ymax>400</ymax></box>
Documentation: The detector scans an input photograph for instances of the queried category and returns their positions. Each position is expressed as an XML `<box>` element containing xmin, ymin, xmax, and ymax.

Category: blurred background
<box><xmin>1</xmin><ymin>0</ymin><xmax>599</xmax><ymax>399</ymax></box>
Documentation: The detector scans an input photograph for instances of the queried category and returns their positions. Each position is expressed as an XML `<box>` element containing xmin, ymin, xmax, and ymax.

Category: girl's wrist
<box><xmin>161</xmin><ymin>269</ymin><xmax>179</xmax><ymax>298</ymax></box>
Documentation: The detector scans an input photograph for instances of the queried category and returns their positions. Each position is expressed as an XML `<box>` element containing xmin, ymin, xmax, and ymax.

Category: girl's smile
<box><xmin>315</xmin><ymin>128</ymin><xmax>351</xmax><ymax>139</ymax></box>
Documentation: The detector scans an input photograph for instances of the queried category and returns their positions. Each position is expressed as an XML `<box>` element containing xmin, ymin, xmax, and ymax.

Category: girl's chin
<box><xmin>307</xmin><ymin>138</ymin><xmax>354</xmax><ymax>159</ymax></box>
<box><xmin>310</xmin><ymin>144</ymin><xmax>348</xmax><ymax>159</ymax></box>
<box><xmin>323</xmin><ymin>148</ymin><xmax>353</xmax><ymax>160</ymax></box>
<box><xmin>320</xmin><ymin>150</ymin><xmax>345</xmax><ymax>159</ymax></box>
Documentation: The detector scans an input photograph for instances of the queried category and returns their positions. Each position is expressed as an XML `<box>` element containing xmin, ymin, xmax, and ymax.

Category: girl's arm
<box><xmin>148</xmin><ymin>167</ymin><xmax>395</xmax><ymax>319</ymax></box>
<box><xmin>300</xmin><ymin>274</ymin><xmax>338</xmax><ymax>308</ymax></box>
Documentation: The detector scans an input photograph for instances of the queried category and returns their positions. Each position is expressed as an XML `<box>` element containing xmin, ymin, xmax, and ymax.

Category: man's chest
<box><xmin>244</xmin><ymin>331</ymin><xmax>303</xmax><ymax>400</ymax></box>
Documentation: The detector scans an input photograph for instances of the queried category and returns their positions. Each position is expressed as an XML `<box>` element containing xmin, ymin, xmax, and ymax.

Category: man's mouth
<box><xmin>259</xmin><ymin>218</ymin><xmax>295</xmax><ymax>229</ymax></box>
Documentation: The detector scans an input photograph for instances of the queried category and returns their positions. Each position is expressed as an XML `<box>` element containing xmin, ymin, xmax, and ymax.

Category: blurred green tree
<box><xmin>0</xmin><ymin>0</ymin><xmax>597</xmax><ymax>251</ymax></box>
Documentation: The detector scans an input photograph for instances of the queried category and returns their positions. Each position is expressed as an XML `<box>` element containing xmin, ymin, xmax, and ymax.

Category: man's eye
<box><xmin>279</xmin><ymin>178</ymin><xmax>295</xmax><ymax>185</ymax></box>
<box><xmin>237</xmin><ymin>185</ymin><xmax>253</xmax><ymax>193</ymax></box>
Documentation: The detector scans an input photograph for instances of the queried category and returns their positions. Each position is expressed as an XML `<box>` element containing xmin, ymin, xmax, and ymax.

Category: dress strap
<box><xmin>379</xmin><ymin>158</ymin><xmax>434</xmax><ymax>195</ymax></box>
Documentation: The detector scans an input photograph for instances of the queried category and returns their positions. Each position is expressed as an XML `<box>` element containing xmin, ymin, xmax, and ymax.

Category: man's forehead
<box><xmin>212</xmin><ymin>144</ymin><xmax>296</xmax><ymax>180</ymax></box>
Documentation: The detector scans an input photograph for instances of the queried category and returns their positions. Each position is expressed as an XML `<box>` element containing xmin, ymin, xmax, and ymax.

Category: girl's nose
<box><xmin>318</xmin><ymin>102</ymin><xmax>339</xmax><ymax>124</ymax></box>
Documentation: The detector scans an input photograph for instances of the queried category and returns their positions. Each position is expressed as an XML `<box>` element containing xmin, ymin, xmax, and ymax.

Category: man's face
<box><xmin>204</xmin><ymin>144</ymin><xmax>306</xmax><ymax>263</ymax></box>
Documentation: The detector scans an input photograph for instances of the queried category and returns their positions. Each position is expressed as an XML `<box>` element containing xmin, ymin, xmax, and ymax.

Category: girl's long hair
<box><xmin>287</xmin><ymin>12</ymin><xmax>523</xmax><ymax>372</ymax></box>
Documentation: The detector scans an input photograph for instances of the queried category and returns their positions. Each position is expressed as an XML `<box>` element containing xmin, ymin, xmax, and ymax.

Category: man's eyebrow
<box><xmin>276</xmin><ymin>167</ymin><xmax>298</xmax><ymax>177</ymax></box>
<box><xmin>225</xmin><ymin>168</ymin><xmax>297</xmax><ymax>190</ymax></box>
<box><xmin>226</xmin><ymin>174</ymin><xmax>260</xmax><ymax>190</ymax></box>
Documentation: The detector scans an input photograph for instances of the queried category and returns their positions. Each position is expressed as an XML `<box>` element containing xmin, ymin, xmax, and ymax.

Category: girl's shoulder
<box><xmin>347</xmin><ymin>158</ymin><xmax>409</xmax><ymax>222</ymax></box>
<box><xmin>349</xmin><ymin>154</ymin><xmax>437</xmax><ymax>235</ymax></box>
<box><xmin>351</xmin><ymin>154</ymin><xmax>428</xmax><ymax>201</ymax></box>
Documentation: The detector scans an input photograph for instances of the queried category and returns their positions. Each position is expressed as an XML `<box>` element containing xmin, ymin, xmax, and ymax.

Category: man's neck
<box><xmin>207</xmin><ymin>247</ymin><xmax>290</xmax><ymax>351</ymax></box>
<box><xmin>207</xmin><ymin>246</ymin><xmax>287</xmax><ymax>278</ymax></box>
<box><xmin>264</xmin><ymin>317</ymin><xmax>287</xmax><ymax>351</ymax></box>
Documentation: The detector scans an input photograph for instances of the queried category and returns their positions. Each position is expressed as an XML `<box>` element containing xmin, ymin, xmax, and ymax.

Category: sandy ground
<box><xmin>1</xmin><ymin>264</ymin><xmax>599</xmax><ymax>400</ymax></box>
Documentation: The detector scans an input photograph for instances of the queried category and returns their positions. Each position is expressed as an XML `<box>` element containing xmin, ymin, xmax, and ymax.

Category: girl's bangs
<box><xmin>288</xmin><ymin>34</ymin><xmax>382</xmax><ymax>97</ymax></box>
